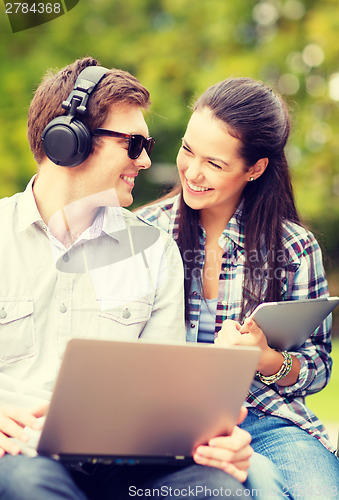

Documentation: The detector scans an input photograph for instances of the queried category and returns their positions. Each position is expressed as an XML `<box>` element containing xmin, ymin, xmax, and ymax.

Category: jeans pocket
<box><xmin>247</xmin><ymin>406</ymin><xmax>267</xmax><ymax>418</ymax></box>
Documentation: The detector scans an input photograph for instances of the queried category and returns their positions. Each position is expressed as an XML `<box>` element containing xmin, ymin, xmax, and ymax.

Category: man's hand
<box><xmin>193</xmin><ymin>407</ymin><xmax>253</xmax><ymax>483</ymax></box>
<box><xmin>0</xmin><ymin>404</ymin><xmax>47</xmax><ymax>457</ymax></box>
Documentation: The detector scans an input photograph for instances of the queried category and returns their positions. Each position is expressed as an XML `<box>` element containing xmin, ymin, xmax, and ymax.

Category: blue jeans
<box><xmin>0</xmin><ymin>452</ymin><xmax>288</xmax><ymax>500</ymax></box>
<box><xmin>241</xmin><ymin>408</ymin><xmax>339</xmax><ymax>499</ymax></box>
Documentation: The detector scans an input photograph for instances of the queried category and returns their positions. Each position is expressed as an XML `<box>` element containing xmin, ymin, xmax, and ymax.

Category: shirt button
<box><xmin>192</xmin><ymin>291</ymin><xmax>198</xmax><ymax>296</ymax></box>
<box><xmin>122</xmin><ymin>308</ymin><xmax>131</xmax><ymax>319</ymax></box>
<box><xmin>221</xmin><ymin>300</ymin><xmax>228</xmax><ymax>306</ymax></box>
<box><xmin>59</xmin><ymin>303</ymin><xmax>67</xmax><ymax>313</ymax></box>
<box><xmin>0</xmin><ymin>308</ymin><xmax>7</xmax><ymax>319</ymax></box>
<box><xmin>190</xmin><ymin>323</ymin><xmax>195</xmax><ymax>328</ymax></box>
<box><xmin>63</xmin><ymin>253</ymin><xmax>70</xmax><ymax>262</ymax></box>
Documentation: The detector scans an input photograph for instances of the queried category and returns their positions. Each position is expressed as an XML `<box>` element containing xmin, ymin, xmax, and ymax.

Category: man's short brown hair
<box><xmin>27</xmin><ymin>57</ymin><xmax>150</xmax><ymax>163</ymax></box>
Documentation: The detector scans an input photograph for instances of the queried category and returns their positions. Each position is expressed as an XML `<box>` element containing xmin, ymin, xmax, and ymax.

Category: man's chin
<box><xmin>118</xmin><ymin>194</ymin><xmax>133</xmax><ymax>208</ymax></box>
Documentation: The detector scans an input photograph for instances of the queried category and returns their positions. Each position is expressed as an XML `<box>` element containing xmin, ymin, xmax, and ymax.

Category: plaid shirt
<box><xmin>137</xmin><ymin>194</ymin><xmax>334</xmax><ymax>452</ymax></box>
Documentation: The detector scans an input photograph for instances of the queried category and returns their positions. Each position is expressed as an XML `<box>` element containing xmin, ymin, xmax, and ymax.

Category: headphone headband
<box><xmin>61</xmin><ymin>66</ymin><xmax>108</xmax><ymax>116</ymax></box>
<box><xmin>41</xmin><ymin>65</ymin><xmax>109</xmax><ymax>167</ymax></box>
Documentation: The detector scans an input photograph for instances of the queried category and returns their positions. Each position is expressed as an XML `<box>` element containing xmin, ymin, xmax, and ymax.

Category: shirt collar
<box><xmin>221</xmin><ymin>201</ymin><xmax>245</xmax><ymax>249</ymax></box>
<box><xmin>18</xmin><ymin>176</ymin><xmax>45</xmax><ymax>233</ymax></box>
<box><xmin>17</xmin><ymin>176</ymin><xmax>126</xmax><ymax>244</ymax></box>
<box><xmin>199</xmin><ymin>200</ymin><xmax>245</xmax><ymax>250</ymax></box>
<box><xmin>102</xmin><ymin>206</ymin><xmax>127</xmax><ymax>241</ymax></box>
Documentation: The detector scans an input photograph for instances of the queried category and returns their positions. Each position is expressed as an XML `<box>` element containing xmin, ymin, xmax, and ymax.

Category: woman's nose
<box><xmin>185</xmin><ymin>160</ymin><xmax>204</xmax><ymax>182</ymax></box>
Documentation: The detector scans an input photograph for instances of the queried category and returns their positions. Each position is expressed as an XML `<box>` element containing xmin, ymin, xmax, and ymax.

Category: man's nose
<box><xmin>135</xmin><ymin>148</ymin><xmax>151</xmax><ymax>170</ymax></box>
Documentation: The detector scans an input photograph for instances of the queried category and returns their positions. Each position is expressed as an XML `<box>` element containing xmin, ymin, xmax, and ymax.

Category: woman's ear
<box><xmin>248</xmin><ymin>157</ymin><xmax>268</xmax><ymax>182</ymax></box>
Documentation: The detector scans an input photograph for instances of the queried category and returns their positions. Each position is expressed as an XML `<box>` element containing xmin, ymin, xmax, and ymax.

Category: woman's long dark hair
<box><xmin>175</xmin><ymin>78</ymin><xmax>301</xmax><ymax>321</ymax></box>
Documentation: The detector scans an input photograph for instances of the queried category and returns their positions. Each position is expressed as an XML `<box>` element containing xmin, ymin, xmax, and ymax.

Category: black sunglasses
<box><xmin>92</xmin><ymin>128</ymin><xmax>155</xmax><ymax>160</ymax></box>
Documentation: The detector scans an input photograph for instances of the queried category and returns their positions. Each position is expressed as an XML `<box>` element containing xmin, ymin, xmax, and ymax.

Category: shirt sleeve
<box><xmin>0</xmin><ymin>372</ymin><xmax>52</xmax><ymax>408</ymax></box>
<box><xmin>275</xmin><ymin>231</ymin><xmax>332</xmax><ymax>397</ymax></box>
<box><xmin>135</xmin><ymin>199</ymin><xmax>174</xmax><ymax>234</ymax></box>
<box><xmin>138</xmin><ymin>234</ymin><xmax>186</xmax><ymax>344</ymax></box>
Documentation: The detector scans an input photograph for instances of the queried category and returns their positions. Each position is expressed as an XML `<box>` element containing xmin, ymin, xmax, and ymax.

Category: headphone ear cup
<box><xmin>41</xmin><ymin>116</ymin><xmax>92</xmax><ymax>167</ymax></box>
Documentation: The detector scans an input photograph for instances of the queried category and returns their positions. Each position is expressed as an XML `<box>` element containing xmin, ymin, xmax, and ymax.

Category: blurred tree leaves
<box><xmin>0</xmin><ymin>0</ymin><xmax>338</xmax><ymax>267</ymax></box>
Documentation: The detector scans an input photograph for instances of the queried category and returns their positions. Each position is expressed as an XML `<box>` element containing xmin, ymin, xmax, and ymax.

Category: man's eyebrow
<box><xmin>130</xmin><ymin>129</ymin><xmax>149</xmax><ymax>137</ymax></box>
<box><xmin>182</xmin><ymin>138</ymin><xmax>230</xmax><ymax>167</ymax></box>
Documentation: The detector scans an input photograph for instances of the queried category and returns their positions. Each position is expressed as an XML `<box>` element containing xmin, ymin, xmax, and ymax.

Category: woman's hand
<box><xmin>215</xmin><ymin>318</ymin><xmax>276</xmax><ymax>373</ymax></box>
<box><xmin>0</xmin><ymin>404</ymin><xmax>48</xmax><ymax>457</ymax></box>
<box><xmin>215</xmin><ymin>319</ymin><xmax>300</xmax><ymax>385</ymax></box>
<box><xmin>193</xmin><ymin>407</ymin><xmax>253</xmax><ymax>483</ymax></box>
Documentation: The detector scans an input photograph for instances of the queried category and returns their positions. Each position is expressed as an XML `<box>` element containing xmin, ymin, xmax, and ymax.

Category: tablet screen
<box><xmin>250</xmin><ymin>297</ymin><xmax>339</xmax><ymax>350</ymax></box>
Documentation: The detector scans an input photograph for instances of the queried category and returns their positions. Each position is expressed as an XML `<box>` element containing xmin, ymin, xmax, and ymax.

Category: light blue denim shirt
<box><xmin>0</xmin><ymin>179</ymin><xmax>185</xmax><ymax>409</ymax></box>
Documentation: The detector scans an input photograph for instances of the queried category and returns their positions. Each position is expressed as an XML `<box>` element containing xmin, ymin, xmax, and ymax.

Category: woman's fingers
<box><xmin>215</xmin><ymin>320</ymin><xmax>242</xmax><ymax>346</ymax></box>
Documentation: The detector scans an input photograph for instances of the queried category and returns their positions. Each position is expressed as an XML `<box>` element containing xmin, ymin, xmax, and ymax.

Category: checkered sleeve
<box><xmin>275</xmin><ymin>231</ymin><xmax>332</xmax><ymax>397</ymax></box>
<box><xmin>135</xmin><ymin>197</ymin><xmax>178</xmax><ymax>235</ymax></box>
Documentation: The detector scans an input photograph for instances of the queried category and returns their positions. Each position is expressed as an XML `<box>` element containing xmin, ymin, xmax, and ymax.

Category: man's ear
<box><xmin>248</xmin><ymin>157</ymin><xmax>268</xmax><ymax>182</ymax></box>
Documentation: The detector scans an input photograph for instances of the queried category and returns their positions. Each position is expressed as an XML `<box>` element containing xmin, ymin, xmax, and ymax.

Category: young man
<box><xmin>0</xmin><ymin>57</ymin><xmax>259</xmax><ymax>499</ymax></box>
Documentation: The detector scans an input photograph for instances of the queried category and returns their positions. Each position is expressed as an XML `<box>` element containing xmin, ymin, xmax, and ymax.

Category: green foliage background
<box><xmin>0</xmin><ymin>0</ymin><xmax>338</xmax><ymax>325</ymax></box>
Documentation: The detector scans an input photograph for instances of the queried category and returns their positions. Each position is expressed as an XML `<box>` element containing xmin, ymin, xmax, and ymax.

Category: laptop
<box><xmin>36</xmin><ymin>339</ymin><xmax>260</xmax><ymax>465</ymax></box>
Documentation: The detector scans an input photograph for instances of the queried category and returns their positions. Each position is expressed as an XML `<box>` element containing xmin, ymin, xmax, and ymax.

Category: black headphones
<box><xmin>41</xmin><ymin>65</ymin><xmax>108</xmax><ymax>168</ymax></box>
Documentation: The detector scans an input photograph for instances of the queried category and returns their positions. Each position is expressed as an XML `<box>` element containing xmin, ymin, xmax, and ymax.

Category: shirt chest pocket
<box><xmin>97</xmin><ymin>300</ymin><xmax>152</xmax><ymax>339</ymax></box>
<box><xmin>0</xmin><ymin>299</ymin><xmax>36</xmax><ymax>363</ymax></box>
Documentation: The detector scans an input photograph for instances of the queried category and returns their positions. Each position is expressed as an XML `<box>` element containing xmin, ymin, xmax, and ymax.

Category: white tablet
<box><xmin>249</xmin><ymin>297</ymin><xmax>339</xmax><ymax>350</ymax></box>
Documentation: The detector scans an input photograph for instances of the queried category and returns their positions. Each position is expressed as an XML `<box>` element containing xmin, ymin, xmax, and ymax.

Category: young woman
<box><xmin>137</xmin><ymin>77</ymin><xmax>339</xmax><ymax>498</ymax></box>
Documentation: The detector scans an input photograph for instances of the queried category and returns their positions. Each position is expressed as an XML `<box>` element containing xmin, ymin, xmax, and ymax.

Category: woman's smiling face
<box><xmin>177</xmin><ymin>107</ymin><xmax>252</xmax><ymax>215</ymax></box>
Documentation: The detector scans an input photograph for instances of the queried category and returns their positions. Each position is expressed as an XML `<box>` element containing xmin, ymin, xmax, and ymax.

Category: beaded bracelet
<box><xmin>257</xmin><ymin>350</ymin><xmax>293</xmax><ymax>385</ymax></box>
